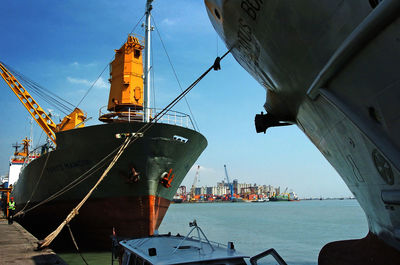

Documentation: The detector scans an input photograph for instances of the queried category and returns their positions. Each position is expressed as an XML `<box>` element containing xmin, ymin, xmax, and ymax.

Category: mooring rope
<box><xmin>152</xmin><ymin>16</ymin><xmax>200</xmax><ymax>132</ymax></box>
<box><xmin>14</xmin><ymin>144</ymin><xmax>119</xmax><ymax>217</ymax></box>
<box><xmin>37</xmin><ymin>49</ymin><xmax>231</xmax><ymax>249</ymax></box>
<box><xmin>15</xmin><ymin>151</ymin><xmax>52</xmax><ymax>217</ymax></box>
<box><xmin>38</xmin><ymin>136</ymin><xmax>132</xmax><ymax>248</ymax></box>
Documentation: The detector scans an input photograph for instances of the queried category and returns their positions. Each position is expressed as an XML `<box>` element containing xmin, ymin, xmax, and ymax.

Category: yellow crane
<box><xmin>0</xmin><ymin>62</ymin><xmax>86</xmax><ymax>146</ymax></box>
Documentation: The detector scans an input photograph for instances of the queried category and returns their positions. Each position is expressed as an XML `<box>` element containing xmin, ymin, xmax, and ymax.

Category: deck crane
<box><xmin>190</xmin><ymin>165</ymin><xmax>200</xmax><ymax>201</ymax></box>
<box><xmin>223</xmin><ymin>164</ymin><xmax>234</xmax><ymax>201</ymax></box>
<box><xmin>0</xmin><ymin>62</ymin><xmax>87</xmax><ymax>146</ymax></box>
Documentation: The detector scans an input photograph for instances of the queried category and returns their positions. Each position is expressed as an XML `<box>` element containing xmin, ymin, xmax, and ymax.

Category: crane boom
<box><xmin>0</xmin><ymin>62</ymin><xmax>87</xmax><ymax>146</ymax></box>
<box><xmin>0</xmin><ymin>62</ymin><xmax>57</xmax><ymax>144</ymax></box>
<box><xmin>224</xmin><ymin>164</ymin><xmax>234</xmax><ymax>200</ymax></box>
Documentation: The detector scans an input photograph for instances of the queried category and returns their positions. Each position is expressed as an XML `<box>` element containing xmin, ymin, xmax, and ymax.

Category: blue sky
<box><xmin>0</xmin><ymin>0</ymin><xmax>352</xmax><ymax>198</ymax></box>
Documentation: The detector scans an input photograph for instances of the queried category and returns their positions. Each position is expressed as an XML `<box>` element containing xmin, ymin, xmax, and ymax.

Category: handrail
<box><xmin>99</xmin><ymin>106</ymin><xmax>196</xmax><ymax>130</ymax></box>
<box><xmin>188</xmin><ymin>236</ymin><xmax>226</xmax><ymax>249</ymax></box>
<box><xmin>172</xmin><ymin>220</ymin><xmax>215</xmax><ymax>255</ymax></box>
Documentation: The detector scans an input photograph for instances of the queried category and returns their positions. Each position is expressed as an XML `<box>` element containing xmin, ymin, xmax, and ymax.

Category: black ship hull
<box><xmin>13</xmin><ymin>122</ymin><xmax>207</xmax><ymax>250</ymax></box>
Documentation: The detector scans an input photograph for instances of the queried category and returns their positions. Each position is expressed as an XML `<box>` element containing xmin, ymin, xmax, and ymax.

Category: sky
<box><xmin>0</xmin><ymin>0</ymin><xmax>353</xmax><ymax>198</ymax></box>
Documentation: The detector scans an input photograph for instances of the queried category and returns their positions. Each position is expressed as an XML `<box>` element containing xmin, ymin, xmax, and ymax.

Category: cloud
<box><xmin>67</xmin><ymin>76</ymin><xmax>108</xmax><ymax>89</ymax></box>
<box><xmin>70</xmin><ymin>61</ymin><xmax>97</xmax><ymax>67</ymax></box>
<box><xmin>161</xmin><ymin>18</ymin><xmax>177</xmax><ymax>26</ymax></box>
<box><xmin>95</xmin><ymin>77</ymin><xmax>108</xmax><ymax>89</ymax></box>
<box><xmin>67</xmin><ymin>76</ymin><xmax>91</xmax><ymax>86</ymax></box>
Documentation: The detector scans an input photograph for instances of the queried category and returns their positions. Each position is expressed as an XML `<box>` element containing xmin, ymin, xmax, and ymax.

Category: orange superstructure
<box><xmin>108</xmin><ymin>35</ymin><xmax>144</xmax><ymax>112</ymax></box>
<box><xmin>14</xmin><ymin>138</ymin><xmax>30</xmax><ymax>158</ymax></box>
<box><xmin>57</xmin><ymin>108</ymin><xmax>86</xmax><ymax>131</ymax></box>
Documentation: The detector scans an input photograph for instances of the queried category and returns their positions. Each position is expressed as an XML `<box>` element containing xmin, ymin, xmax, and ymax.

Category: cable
<box><xmin>15</xmin><ymin>145</ymin><xmax>117</xmax><ymax>217</ymax></box>
<box><xmin>151</xmin><ymin>16</ymin><xmax>200</xmax><ymax>131</ymax></box>
<box><xmin>39</xmin><ymin>136</ymin><xmax>132</xmax><ymax>249</ymax></box>
<box><xmin>130</xmin><ymin>14</ymin><xmax>145</xmax><ymax>35</ymax></box>
<box><xmin>3</xmin><ymin>63</ymin><xmax>75</xmax><ymax>115</ymax></box>
<box><xmin>35</xmin><ymin>131</ymin><xmax>44</xmax><ymax>150</ymax></box>
<box><xmin>13</xmin><ymin>14</ymin><xmax>159</xmax><ymax>217</ymax></box>
<box><xmin>75</xmin><ymin>64</ymin><xmax>109</xmax><ymax>108</ymax></box>
<box><xmin>75</xmin><ymin>14</ymin><xmax>146</xmax><ymax>109</ymax></box>
<box><xmin>36</xmin><ymin>51</ymin><xmax>231</xmax><ymax>248</ymax></box>
<box><xmin>17</xmin><ymin>151</ymin><xmax>52</xmax><ymax>214</ymax></box>
<box><xmin>6</xmin><ymin>63</ymin><xmax>75</xmax><ymax>110</ymax></box>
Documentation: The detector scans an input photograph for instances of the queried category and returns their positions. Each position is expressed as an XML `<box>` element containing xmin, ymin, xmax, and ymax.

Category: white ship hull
<box><xmin>205</xmin><ymin>0</ymin><xmax>400</xmax><ymax>263</ymax></box>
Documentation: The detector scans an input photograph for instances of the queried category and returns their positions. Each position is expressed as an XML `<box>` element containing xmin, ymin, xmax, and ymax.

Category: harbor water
<box><xmin>59</xmin><ymin>199</ymin><xmax>368</xmax><ymax>265</ymax></box>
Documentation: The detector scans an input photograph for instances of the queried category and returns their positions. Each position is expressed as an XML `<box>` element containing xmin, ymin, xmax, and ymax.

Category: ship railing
<box><xmin>129</xmin><ymin>33</ymin><xmax>144</xmax><ymax>46</ymax></box>
<box><xmin>20</xmin><ymin>151</ymin><xmax>43</xmax><ymax>169</ymax></box>
<box><xmin>99</xmin><ymin>106</ymin><xmax>196</xmax><ymax>130</ymax></box>
<box><xmin>18</xmin><ymin>142</ymin><xmax>54</xmax><ymax>169</ymax></box>
<box><xmin>188</xmin><ymin>235</ymin><xmax>227</xmax><ymax>249</ymax></box>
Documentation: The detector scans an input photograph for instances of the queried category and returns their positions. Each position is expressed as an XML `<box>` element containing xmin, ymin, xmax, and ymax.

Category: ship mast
<box><xmin>143</xmin><ymin>0</ymin><xmax>153</xmax><ymax>123</ymax></box>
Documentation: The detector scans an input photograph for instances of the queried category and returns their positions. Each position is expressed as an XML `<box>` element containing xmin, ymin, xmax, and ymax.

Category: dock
<box><xmin>0</xmin><ymin>219</ymin><xmax>67</xmax><ymax>265</ymax></box>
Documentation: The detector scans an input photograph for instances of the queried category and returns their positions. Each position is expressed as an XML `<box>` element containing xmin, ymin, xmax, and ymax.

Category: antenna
<box><xmin>29</xmin><ymin>117</ymin><xmax>34</xmax><ymax>149</ymax></box>
<box><xmin>12</xmin><ymin>142</ymin><xmax>20</xmax><ymax>154</ymax></box>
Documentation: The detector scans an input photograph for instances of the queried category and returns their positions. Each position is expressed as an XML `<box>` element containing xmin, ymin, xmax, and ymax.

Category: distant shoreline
<box><xmin>171</xmin><ymin>197</ymin><xmax>356</xmax><ymax>204</ymax></box>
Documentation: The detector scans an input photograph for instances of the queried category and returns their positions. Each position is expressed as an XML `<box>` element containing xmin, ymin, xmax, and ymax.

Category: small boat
<box><xmin>172</xmin><ymin>195</ymin><xmax>183</xmax><ymax>204</ymax></box>
<box><xmin>112</xmin><ymin>220</ymin><xmax>288</xmax><ymax>265</ymax></box>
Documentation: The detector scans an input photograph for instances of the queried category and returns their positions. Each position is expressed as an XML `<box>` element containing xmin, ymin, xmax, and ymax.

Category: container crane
<box><xmin>190</xmin><ymin>165</ymin><xmax>200</xmax><ymax>201</ymax></box>
<box><xmin>0</xmin><ymin>62</ymin><xmax>87</xmax><ymax>146</ymax></box>
<box><xmin>223</xmin><ymin>164</ymin><xmax>234</xmax><ymax>200</ymax></box>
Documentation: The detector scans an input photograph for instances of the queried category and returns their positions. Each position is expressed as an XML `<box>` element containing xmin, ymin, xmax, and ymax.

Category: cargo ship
<box><xmin>269</xmin><ymin>191</ymin><xmax>299</xmax><ymax>202</ymax></box>
<box><xmin>1</xmin><ymin>0</ymin><xmax>207</xmax><ymax>250</ymax></box>
<box><xmin>205</xmin><ymin>0</ymin><xmax>400</xmax><ymax>264</ymax></box>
